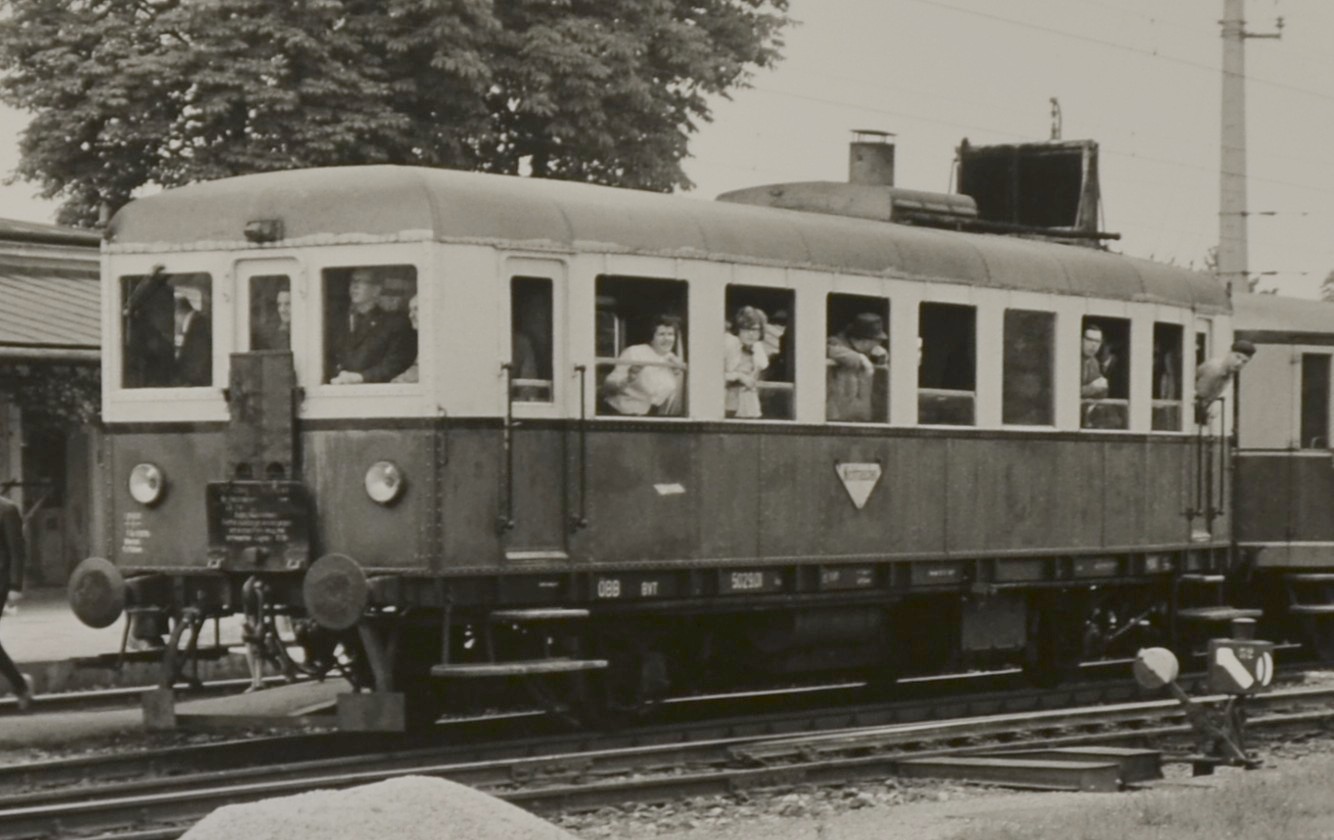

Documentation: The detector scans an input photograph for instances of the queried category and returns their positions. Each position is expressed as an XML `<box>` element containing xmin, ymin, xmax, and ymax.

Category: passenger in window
<box><xmin>827</xmin><ymin>313</ymin><xmax>888</xmax><ymax>421</ymax></box>
<box><xmin>1080</xmin><ymin>324</ymin><xmax>1109</xmax><ymax>401</ymax></box>
<box><xmin>1194</xmin><ymin>339</ymin><xmax>1255</xmax><ymax>424</ymax></box>
<box><xmin>724</xmin><ymin>306</ymin><xmax>769</xmax><ymax>419</ymax></box>
<box><xmin>173</xmin><ymin>295</ymin><xmax>212</xmax><ymax>386</ymax></box>
<box><xmin>255</xmin><ymin>290</ymin><xmax>292</xmax><ymax>351</ymax></box>
<box><xmin>391</xmin><ymin>295</ymin><xmax>420</xmax><ymax>384</ymax></box>
<box><xmin>511</xmin><ymin>328</ymin><xmax>542</xmax><ymax>400</ymax></box>
<box><xmin>1153</xmin><ymin>342</ymin><xmax>1177</xmax><ymax>401</ymax></box>
<box><xmin>329</xmin><ymin>269</ymin><xmax>415</xmax><ymax>384</ymax></box>
<box><xmin>600</xmin><ymin>314</ymin><xmax>685</xmax><ymax>416</ymax></box>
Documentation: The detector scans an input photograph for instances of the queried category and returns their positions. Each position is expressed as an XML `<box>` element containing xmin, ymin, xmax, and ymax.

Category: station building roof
<box><xmin>107</xmin><ymin>165</ymin><xmax>1228</xmax><ymax>313</ymax></box>
<box><xmin>1234</xmin><ymin>292</ymin><xmax>1334</xmax><ymax>346</ymax></box>
<box><xmin>0</xmin><ymin>219</ymin><xmax>100</xmax><ymax>362</ymax></box>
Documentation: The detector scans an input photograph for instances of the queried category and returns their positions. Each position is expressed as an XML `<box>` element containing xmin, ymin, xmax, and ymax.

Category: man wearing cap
<box><xmin>1194</xmin><ymin>339</ymin><xmax>1256</xmax><ymax>425</ymax></box>
<box><xmin>827</xmin><ymin>313</ymin><xmax>889</xmax><ymax>422</ymax></box>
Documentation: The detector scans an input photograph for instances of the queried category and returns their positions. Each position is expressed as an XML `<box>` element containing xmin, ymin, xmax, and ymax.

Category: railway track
<box><xmin>2</xmin><ymin>673</ymin><xmax>1331</xmax><ymax>840</ymax></box>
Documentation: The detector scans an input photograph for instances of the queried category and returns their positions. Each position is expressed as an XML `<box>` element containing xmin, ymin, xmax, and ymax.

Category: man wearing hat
<box><xmin>827</xmin><ymin>313</ymin><xmax>889</xmax><ymax>422</ymax></box>
<box><xmin>1194</xmin><ymin>339</ymin><xmax>1256</xmax><ymax>425</ymax></box>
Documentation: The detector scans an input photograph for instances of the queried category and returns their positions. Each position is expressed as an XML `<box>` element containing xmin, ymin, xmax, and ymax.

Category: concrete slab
<box><xmin>0</xmin><ymin>678</ymin><xmax>352</xmax><ymax>749</ymax></box>
<box><xmin>2</xmin><ymin>587</ymin><xmax>248</xmax><ymax>665</ymax></box>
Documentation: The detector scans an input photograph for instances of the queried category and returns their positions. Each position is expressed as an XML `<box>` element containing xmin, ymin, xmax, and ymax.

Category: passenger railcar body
<box><xmin>1233</xmin><ymin>292</ymin><xmax>1334</xmax><ymax>657</ymax></box>
<box><xmin>71</xmin><ymin>166</ymin><xmax>1245</xmax><ymax>728</ymax></box>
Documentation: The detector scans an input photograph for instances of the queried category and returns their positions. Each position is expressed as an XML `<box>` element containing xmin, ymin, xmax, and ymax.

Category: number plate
<box><xmin>719</xmin><ymin>569</ymin><xmax>784</xmax><ymax>594</ymax></box>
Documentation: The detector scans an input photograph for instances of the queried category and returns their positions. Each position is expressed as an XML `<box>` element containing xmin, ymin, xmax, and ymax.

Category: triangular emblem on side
<box><xmin>835</xmin><ymin>462</ymin><xmax>882</xmax><ymax>510</ymax></box>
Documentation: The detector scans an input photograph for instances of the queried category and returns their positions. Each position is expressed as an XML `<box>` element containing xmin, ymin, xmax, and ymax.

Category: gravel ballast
<box><xmin>182</xmin><ymin>775</ymin><xmax>577</xmax><ymax>840</ymax></box>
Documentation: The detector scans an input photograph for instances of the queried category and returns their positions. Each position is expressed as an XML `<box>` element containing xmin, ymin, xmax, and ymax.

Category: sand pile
<box><xmin>182</xmin><ymin>775</ymin><xmax>576</xmax><ymax>840</ymax></box>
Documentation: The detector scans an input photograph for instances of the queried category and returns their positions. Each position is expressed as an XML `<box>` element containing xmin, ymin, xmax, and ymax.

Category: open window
<box><xmin>249</xmin><ymin>275</ymin><xmax>292</xmax><ymax>351</ymax></box>
<box><xmin>511</xmin><ymin>277</ymin><xmax>554</xmax><ymax>402</ymax></box>
<box><xmin>918</xmin><ymin>303</ymin><xmax>975</xmax><ymax>425</ymax></box>
<box><xmin>1002</xmin><ymin>309</ymin><xmax>1054</xmax><ymax>426</ymax></box>
<box><xmin>322</xmin><ymin>265</ymin><xmax>418</xmax><ymax>385</ymax></box>
<box><xmin>120</xmin><ymin>271</ymin><xmax>213</xmax><ymax>389</ymax></box>
<box><xmin>1152</xmin><ymin>323</ymin><xmax>1184</xmax><ymax>431</ymax></box>
<box><xmin>1080</xmin><ymin>316</ymin><xmax>1129</xmax><ymax>430</ymax></box>
<box><xmin>725</xmin><ymin>286</ymin><xmax>794</xmax><ymax>420</ymax></box>
<box><xmin>826</xmin><ymin>294</ymin><xmax>889</xmax><ymax>423</ymax></box>
<box><xmin>596</xmin><ymin>276</ymin><xmax>687</xmax><ymax>417</ymax></box>
<box><xmin>1300</xmin><ymin>354</ymin><xmax>1330</xmax><ymax>449</ymax></box>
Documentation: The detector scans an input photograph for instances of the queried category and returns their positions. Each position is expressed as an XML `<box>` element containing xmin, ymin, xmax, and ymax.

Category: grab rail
<box><xmin>571</xmin><ymin>365</ymin><xmax>590</xmax><ymax>531</ymax></box>
<box><xmin>497</xmin><ymin>362</ymin><xmax>515</xmax><ymax>534</ymax></box>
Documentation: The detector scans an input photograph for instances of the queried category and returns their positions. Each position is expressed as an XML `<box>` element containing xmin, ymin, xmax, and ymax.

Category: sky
<box><xmin>1</xmin><ymin>0</ymin><xmax>1331</xmax><ymax>297</ymax></box>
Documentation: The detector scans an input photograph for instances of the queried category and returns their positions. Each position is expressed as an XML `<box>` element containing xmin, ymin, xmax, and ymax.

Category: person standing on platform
<box><xmin>0</xmin><ymin>496</ymin><xmax>31</xmax><ymax>712</ymax></box>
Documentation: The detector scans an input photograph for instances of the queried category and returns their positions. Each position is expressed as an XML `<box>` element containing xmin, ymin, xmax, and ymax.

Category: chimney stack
<box><xmin>849</xmin><ymin>129</ymin><xmax>895</xmax><ymax>186</ymax></box>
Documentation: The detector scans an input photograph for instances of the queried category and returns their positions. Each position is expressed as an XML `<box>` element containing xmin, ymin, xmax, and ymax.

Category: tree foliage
<box><xmin>0</xmin><ymin>363</ymin><xmax>101</xmax><ymax>425</ymax></box>
<box><xmin>0</xmin><ymin>0</ymin><xmax>790</xmax><ymax>226</ymax></box>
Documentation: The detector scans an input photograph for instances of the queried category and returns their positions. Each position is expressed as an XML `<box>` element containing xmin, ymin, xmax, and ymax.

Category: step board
<box><xmin>431</xmin><ymin>658</ymin><xmax>608</xmax><ymax>678</ymax></box>
<box><xmin>1285</xmin><ymin>573</ymin><xmax>1334</xmax><ymax>584</ymax></box>
<box><xmin>1178</xmin><ymin>574</ymin><xmax>1225</xmax><ymax>584</ymax></box>
<box><xmin>489</xmin><ymin>608</ymin><xmax>591</xmax><ymax>623</ymax></box>
<box><xmin>896</xmin><ymin>756</ymin><xmax>1122</xmax><ymax>792</ymax></box>
<box><xmin>1177</xmin><ymin>606</ymin><xmax>1263</xmax><ymax>622</ymax></box>
<box><xmin>978</xmin><ymin>747</ymin><xmax>1162</xmax><ymax>785</ymax></box>
<box><xmin>1288</xmin><ymin>604</ymin><xmax>1334</xmax><ymax>616</ymax></box>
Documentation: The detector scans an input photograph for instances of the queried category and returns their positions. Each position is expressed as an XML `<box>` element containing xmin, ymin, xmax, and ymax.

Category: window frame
<box><xmin>1000</xmin><ymin>307</ymin><xmax>1057</xmax><ymax>428</ymax></box>
<box><xmin>824</xmin><ymin>292</ymin><xmax>891</xmax><ymax>425</ymax></box>
<box><xmin>917</xmin><ymin>300</ymin><xmax>978</xmax><ymax>427</ymax></box>
<box><xmin>722</xmin><ymin>281</ymin><xmax>797</xmax><ymax>422</ymax></box>
<box><xmin>507</xmin><ymin>257</ymin><xmax>568</xmax><ymax>420</ymax></box>
<box><xmin>591</xmin><ymin>272</ymin><xmax>691</xmax><ymax>422</ymax></box>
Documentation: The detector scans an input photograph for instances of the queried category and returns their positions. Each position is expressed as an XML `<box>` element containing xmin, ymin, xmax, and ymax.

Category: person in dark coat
<box><xmin>173</xmin><ymin>296</ymin><xmax>212</xmax><ymax>387</ymax></box>
<box><xmin>328</xmin><ymin>270</ymin><xmax>415</xmax><ymax>384</ymax></box>
<box><xmin>0</xmin><ymin>496</ymin><xmax>31</xmax><ymax>711</ymax></box>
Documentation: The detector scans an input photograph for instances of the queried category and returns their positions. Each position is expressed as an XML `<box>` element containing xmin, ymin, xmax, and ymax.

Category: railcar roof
<box><xmin>108</xmin><ymin>166</ymin><xmax>1226</xmax><ymax>311</ymax></box>
<box><xmin>1234</xmin><ymin>292</ymin><xmax>1334</xmax><ymax>344</ymax></box>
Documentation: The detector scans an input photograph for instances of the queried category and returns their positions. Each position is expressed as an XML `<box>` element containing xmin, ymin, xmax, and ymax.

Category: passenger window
<box><xmin>120</xmin><ymin>271</ymin><xmax>213</xmax><ymax>389</ymax></box>
<box><xmin>725</xmin><ymin>286</ymin><xmax>794</xmax><ymax>420</ymax></box>
<box><xmin>1080</xmin><ymin>316</ymin><xmax>1130</xmax><ymax>430</ymax></box>
<box><xmin>595</xmin><ymin>276</ymin><xmax>687</xmax><ymax>417</ymax></box>
<box><xmin>826</xmin><ymin>294</ymin><xmax>889</xmax><ymax>423</ymax></box>
<box><xmin>511</xmin><ymin>277</ymin><xmax>553</xmax><ymax>402</ymax></box>
<box><xmin>1002</xmin><ymin>309</ymin><xmax>1054</xmax><ymax>426</ymax></box>
<box><xmin>249</xmin><ymin>275</ymin><xmax>292</xmax><ymax>351</ymax></box>
<box><xmin>918</xmin><ymin>303</ymin><xmax>975</xmax><ymax>425</ymax></box>
<box><xmin>322</xmin><ymin>266</ymin><xmax>418</xmax><ymax>385</ymax></box>
<box><xmin>1152</xmin><ymin>323</ymin><xmax>1184</xmax><ymax>431</ymax></box>
<box><xmin>1300</xmin><ymin>354</ymin><xmax>1330</xmax><ymax>449</ymax></box>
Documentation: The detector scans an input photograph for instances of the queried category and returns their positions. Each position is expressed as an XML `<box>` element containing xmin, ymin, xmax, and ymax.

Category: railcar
<box><xmin>68</xmin><ymin>165</ymin><xmax>1250</xmax><ymax>730</ymax></box>
<box><xmin>1233</xmin><ymin>293</ymin><xmax>1334</xmax><ymax>659</ymax></box>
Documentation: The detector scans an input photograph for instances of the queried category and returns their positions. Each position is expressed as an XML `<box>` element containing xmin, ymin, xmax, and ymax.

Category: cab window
<box><xmin>322</xmin><ymin>265</ymin><xmax>418</xmax><ymax>385</ymax></box>
<box><xmin>596</xmin><ymin>276</ymin><xmax>687</xmax><ymax>417</ymax></box>
<box><xmin>249</xmin><ymin>275</ymin><xmax>292</xmax><ymax>351</ymax></box>
<box><xmin>826</xmin><ymin>294</ymin><xmax>889</xmax><ymax>423</ymax></box>
<box><xmin>1080</xmin><ymin>316</ymin><xmax>1130</xmax><ymax>430</ymax></box>
<box><xmin>511</xmin><ymin>276</ymin><xmax>553</xmax><ymax>402</ymax></box>
<box><xmin>725</xmin><ymin>286</ymin><xmax>794</xmax><ymax>420</ymax></box>
<box><xmin>1152</xmin><ymin>323</ymin><xmax>1184</xmax><ymax>431</ymax></box>
<box><xmin>120</xmin><ymin>271</ymin><xmax>213</xmax><ymax>389</ymax></box>
<box><xmin>1002</xmin><ymin>309</ymin><xmax>1054</xmax><ymax>426</ymax></box>
<box><xmin>918</xmin><ymin>303</ymin><xmax>975</xmax><ymax>425</ymax></box>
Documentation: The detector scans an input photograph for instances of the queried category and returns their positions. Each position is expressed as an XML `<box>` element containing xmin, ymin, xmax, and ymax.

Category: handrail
<box><xmin>571</xmin><ymin>365</ymin><xmax>589</xmax><ymax>532</ymax></box>
<box><xmin>496</xmin><ymin>362</ymin><xmax>515</xmax><ymax>534</ymax></box>
<box><xmin>919</xmin><ymin>387</ymin><xmax>975</xmax><ymax>397</ymax></box>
